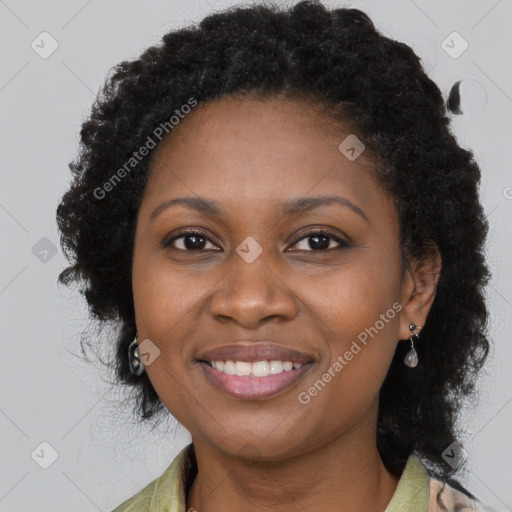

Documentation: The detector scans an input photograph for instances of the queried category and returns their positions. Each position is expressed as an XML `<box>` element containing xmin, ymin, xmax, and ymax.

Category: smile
<box><xmin>199</xmin><ymin>359</ymin><xmax>313</xmax><ymax>399</ymax></box>
<box><xmin>209</xmin><ymin>359</ymin><xmax>303</xmax><ymax>376</ymax></box>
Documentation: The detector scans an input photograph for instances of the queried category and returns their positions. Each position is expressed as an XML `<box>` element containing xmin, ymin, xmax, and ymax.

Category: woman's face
<box><xmin>132</xmin><ymin>95</ymin><xmax>419</xmax><ymax>460</ymax></box>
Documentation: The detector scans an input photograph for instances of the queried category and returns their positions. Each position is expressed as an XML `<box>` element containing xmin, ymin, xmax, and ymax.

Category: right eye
<box><xmin>163</xmin><ymin>230</ymin><xmax>221</xmax><ymax>251</ymax></box>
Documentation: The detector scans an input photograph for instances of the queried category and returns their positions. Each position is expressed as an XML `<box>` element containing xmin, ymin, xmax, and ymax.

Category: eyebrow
<box><xmin>150</xmin><ymin>195</ymin><xmax>368</xmax><ymax>222</ymax></box>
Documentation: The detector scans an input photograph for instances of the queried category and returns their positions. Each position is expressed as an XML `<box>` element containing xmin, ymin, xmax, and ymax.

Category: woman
<box><xmin>56</xmin><ymin>1</ymin><xmax>492</xmax><ymax>510</ymax></box>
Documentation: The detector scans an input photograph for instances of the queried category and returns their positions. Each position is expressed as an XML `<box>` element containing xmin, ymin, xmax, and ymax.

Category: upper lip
<box><xmin>199</xmin><ymin>341</ymin><xmax>314</xmax><ymax>364</ymax></box>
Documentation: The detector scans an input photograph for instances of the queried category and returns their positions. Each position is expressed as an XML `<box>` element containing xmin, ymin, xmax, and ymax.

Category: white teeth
<box><xmin>251</xmin><ymin>361</ymin><xmax>270</xmax><ymax>377</ymax></box>
<box><xmin>235</xmin><ymin>361</ymin><xmax>252</xmax><ymax>376</ymax></box>
<box><xmin>269</xmin><ymin>360</ymin><xmax>283</xmax><ymax>374</ymax></box>
<box><xmin>209</xmin><ymin>359</ymin><xmax>305</xmax><ymax>376</ymax></box>
<box><xmin>223</xmin><ymin>360</ymin><xmax>236</xmax><ymax>375</ymax></box>
<box><xmin>282</xmin><ymin>361</ymin><xmax>293</xmax><ymax>371</ymax></box>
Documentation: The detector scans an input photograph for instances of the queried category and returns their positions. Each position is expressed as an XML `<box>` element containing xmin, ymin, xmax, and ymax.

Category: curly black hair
<box><xmin>56</xmin><ymin>0</ymin><xmax>490</xmax><ymax>481</ymax></box>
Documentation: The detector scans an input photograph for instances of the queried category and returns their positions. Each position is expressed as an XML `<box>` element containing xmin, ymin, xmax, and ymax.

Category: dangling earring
<box><xmin>128</xmin><ymin>334</ymin><xmax>145</xmax><ymax>376</ymax></box>
<box><xmin>404</xmin><ymin>323</ymin><xmax>422</xmax><ymax>368</ymax></box>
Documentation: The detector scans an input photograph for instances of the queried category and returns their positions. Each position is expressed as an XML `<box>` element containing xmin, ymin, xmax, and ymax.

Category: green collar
<box><xmin>385</xmin><ymin>453</ymin><xmax>430</xmax><ymax>511</ymax></box>
<box><xmin>113</xmin><ymin>444</ymin><xmax>430</xmax><ymax>512</ymax></box>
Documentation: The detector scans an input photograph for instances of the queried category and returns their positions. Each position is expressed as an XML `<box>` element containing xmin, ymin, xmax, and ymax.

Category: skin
<box><xmin>131</xmin><ymin>95</ymin><xmax>441</xmax><ymax>512</ymax></box>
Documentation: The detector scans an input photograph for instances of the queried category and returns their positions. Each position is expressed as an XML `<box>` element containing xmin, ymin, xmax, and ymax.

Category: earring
<box><xmin>404</xmin><ymin>323</ymin><xmax>422</xmax><ymax>368</ymax></box>
<box><xmin>128</xmin><ymin>335</ymin><xmax>145</xmax><ymax>376</ymax></box>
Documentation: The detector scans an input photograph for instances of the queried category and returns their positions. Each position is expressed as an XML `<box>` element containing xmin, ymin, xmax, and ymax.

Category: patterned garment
<box><xmin>111</xmin><ymin>444</ymin><xmax>489</xmax><ymax>512</ymax></box>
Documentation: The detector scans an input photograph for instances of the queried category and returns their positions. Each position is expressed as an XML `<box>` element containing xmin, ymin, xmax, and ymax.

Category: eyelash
<box><xmin>163</xmin><ymin>228</ymin><xmax>349</xmax><ymax>252</ymax></box>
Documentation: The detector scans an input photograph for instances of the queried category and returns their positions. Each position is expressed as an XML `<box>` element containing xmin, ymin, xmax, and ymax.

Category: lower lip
<box><xmin>199</xmin><ymin>361</ymin><xmax>313</xmax><ymax>400</ymax></box>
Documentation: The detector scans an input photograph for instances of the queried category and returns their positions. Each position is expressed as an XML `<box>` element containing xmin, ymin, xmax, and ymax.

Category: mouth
<box><xmin>197</xmin><ymin>342</ymin><xmax>315</xmax><ymax>400</ymax></box>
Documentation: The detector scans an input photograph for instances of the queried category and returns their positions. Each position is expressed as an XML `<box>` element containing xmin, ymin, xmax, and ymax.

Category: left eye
<box><xmin>289</xmin><ymin>231</ymin><xmax>348</xmax><ymax>251</ymax></box>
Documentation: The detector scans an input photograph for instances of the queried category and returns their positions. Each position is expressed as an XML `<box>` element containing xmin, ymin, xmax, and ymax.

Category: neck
<box><xmin>187</xmin><ymin>411</ymin><xmax>400</xmax><ymax>512</ymax></box>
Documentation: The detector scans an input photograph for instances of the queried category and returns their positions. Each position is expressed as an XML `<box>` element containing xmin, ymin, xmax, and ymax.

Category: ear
<box><xmin>398</xmin><ymin>245</ymin><xmax>442</xmax><ymax>340</ymax></box>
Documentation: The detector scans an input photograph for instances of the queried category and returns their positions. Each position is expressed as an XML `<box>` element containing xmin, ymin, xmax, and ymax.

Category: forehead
<box><xmin>140</xmin><ymin>95</ymin><xmax>392</xmax><ymax>223</ymax></box>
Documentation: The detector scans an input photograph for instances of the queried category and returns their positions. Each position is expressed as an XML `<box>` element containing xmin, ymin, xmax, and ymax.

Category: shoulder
<box><xmin>428</xmin><ymin>475</ymin><xmax>488</xmax><ymax>511</ymax></box>
<box><xmin>110</xmin><ymin>478</ymin><xmax>156</xmax><ymax>512</ymax></box>
<box><xmin>110</xmin><ymin>444</ymin><xmax>195</xmax><ymax>512</ymax></box>
<box><xmin>404</xmin><ymin>454</ymin><xmax>492</xmax><ymax>512</ymax></box>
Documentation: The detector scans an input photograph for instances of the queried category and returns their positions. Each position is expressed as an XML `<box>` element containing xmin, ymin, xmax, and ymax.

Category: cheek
<box><xmin>305</xmin><ymin>254</ymin><xmax>401</xmax><ymax>333</ymax></box>
<box><xmin>132</xmin><ymin>247</ymin><xmax>204</xmax><ymax>335</ymax></box>
<box><xmin>304</xmin><ymin>253</ymin><xmax>402</xmax><ymax>394</ymax></box>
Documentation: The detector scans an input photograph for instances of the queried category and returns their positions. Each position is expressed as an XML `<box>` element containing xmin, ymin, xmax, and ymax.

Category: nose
<box><xmin>209</xmin><ymin>251</ymin><xmax>299</xmax><ymax>329</ymax></box>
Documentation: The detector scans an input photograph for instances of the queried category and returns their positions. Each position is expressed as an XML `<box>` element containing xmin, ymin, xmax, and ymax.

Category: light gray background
<box><xmin>1</xmin><ymin>0</ymin><xmax>511</xmax><ymax>510</ymax></box>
